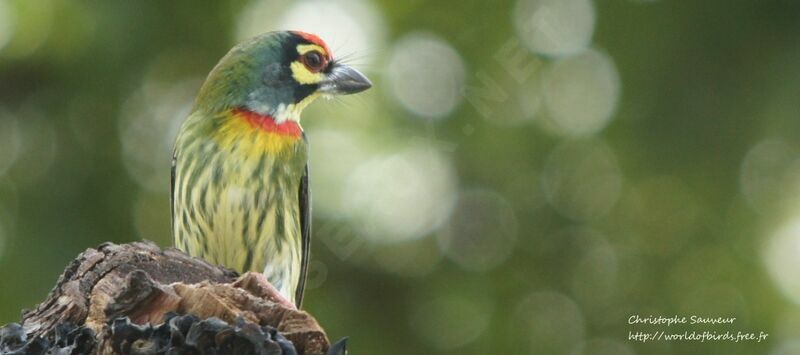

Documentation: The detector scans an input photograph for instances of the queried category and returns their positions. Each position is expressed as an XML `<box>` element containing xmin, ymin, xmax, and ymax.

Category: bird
<box><xmin>171</xmin><ymin>31</ymin><xmax>372</xmax><ymax>308</ymax></box>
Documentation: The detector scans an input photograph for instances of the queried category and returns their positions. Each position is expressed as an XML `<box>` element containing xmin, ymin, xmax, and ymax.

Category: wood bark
<box><xmin>1</xmin><ymin>242</ymin><xmax>333</xmax><ymax>354</ymax></box>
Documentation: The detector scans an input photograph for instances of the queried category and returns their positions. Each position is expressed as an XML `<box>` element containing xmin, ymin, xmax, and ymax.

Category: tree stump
<box><xmin>0</xmin><ymin>242</ymin><xmax>342</xmax><ymax>355</ymax></box>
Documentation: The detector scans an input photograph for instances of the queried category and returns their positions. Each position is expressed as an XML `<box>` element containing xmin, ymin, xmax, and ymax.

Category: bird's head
<box><xmin>193</xmin><ymin>31</ymin><xmax>372</xmax><ymax>122</ymax></box>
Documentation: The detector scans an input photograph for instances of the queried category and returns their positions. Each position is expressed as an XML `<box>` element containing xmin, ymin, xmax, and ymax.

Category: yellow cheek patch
<box><xmin>290</xmin><ymin>61</ymin><xmax>324</xmax><ymax>84</ymax></box>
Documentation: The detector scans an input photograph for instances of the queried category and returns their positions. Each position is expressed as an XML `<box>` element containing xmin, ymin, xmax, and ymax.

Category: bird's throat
<box><xmin>233</xmin><ymin>108</ymin><xmax>302</xmax><ymax>138</ymax></box>
<box><xmin>211</xmin><ymin>108</ymin><xmax>305</xmax><ymax>158</ymax></box>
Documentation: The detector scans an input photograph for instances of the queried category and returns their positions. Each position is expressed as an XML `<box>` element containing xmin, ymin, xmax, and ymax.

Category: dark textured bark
<box><xmin>3</xmin><ymin>242</ymin><xmax>332</xmax><ymax>355</ymax></box>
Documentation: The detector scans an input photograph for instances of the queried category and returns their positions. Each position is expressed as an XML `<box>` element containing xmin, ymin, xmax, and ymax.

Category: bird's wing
<box><xmin>295</xmin><ymin>164</ymin><xmax>311</xmax><ymax>307</ymax></box>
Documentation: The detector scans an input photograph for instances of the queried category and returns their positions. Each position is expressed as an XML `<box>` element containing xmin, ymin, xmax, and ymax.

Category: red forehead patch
<box><xmin>292</xmin><ymin>31</ymin><xmax>333</xmax><ymax>58</ymax></box>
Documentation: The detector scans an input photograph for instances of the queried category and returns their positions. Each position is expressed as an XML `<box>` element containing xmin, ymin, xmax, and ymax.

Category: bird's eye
<box><xmin>300</xmin><ymin>51</ymin><xmax>327</xmax><ymax>73</ymax></box>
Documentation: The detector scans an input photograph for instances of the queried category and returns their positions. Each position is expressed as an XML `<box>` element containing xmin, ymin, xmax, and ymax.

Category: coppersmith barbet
<box><xmin>171</xmin><ymin>31</ymin><xmax>371</xmax><ymax>308</ymax></box>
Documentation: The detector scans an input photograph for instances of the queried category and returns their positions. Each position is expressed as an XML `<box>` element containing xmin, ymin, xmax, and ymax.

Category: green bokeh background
<box><xmin>1</xmin><ymin>1</ymin><xmax>800</xmax><ymax>354</ymax></box>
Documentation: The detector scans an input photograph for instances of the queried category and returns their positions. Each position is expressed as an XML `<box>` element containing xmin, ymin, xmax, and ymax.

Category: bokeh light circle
<box><xmin>343</xmin><ymin>144</ymin><xmax>458</xmax><ymax>243</ymax></box>
<box><xmin>542</xmin><ymin>140</ymin><xmax>623</xmax><ymax>221</ymax></box>
<box><xmin>740</xmin><ymin>139</ymin><xmax>800</xmax><ymax>212</ymax></box>
<box><xmin>539</xmin><ymin>49</ymin><xmax>620</xmax><ymax>136</ymax></box>
<box><xmin>437</xmin><ymin>189</ymin><xmax>518</xmax><ymax>271</ymax></box>
<box><xmin>513</xmin><ymin>0</ymin><xmax>595</xmax><ymax>57</ymax></box>
<box><xmin>387</xmin><ymin>32</ymin><xmax>466</xmax><ymax>119</ymax></box>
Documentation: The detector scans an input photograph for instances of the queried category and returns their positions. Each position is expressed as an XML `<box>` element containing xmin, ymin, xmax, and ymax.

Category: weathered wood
<box><xmin>2</xmin><ymin>242</ymin><xmax>333</xmax><ymax>354</ymax></box>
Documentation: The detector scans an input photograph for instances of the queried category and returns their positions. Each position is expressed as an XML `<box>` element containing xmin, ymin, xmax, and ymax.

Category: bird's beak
<box><xmin>319</xmin><ymin>63</ymin><xmax>372</xmax><ymax>95</ymax></box>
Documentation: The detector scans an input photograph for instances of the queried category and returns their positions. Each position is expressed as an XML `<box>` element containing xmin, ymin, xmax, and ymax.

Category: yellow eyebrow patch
<box><xmin>297</xmin><ymin>44</ymin><xmax>327</xmax><ymax>56</ymax></box>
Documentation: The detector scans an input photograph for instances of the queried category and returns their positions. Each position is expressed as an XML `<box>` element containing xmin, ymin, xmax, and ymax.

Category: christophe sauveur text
<box><xmin>628</xmin><ymin>314</ymin><xmax>736</xmax><ymax>326</ymax></box>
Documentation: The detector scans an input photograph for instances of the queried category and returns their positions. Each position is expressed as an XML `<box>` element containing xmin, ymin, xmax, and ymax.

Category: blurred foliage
<box><xmin>1</xmin><ymin>0</ymin><xmax>800</xmax><ymax>354</ymax></box>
